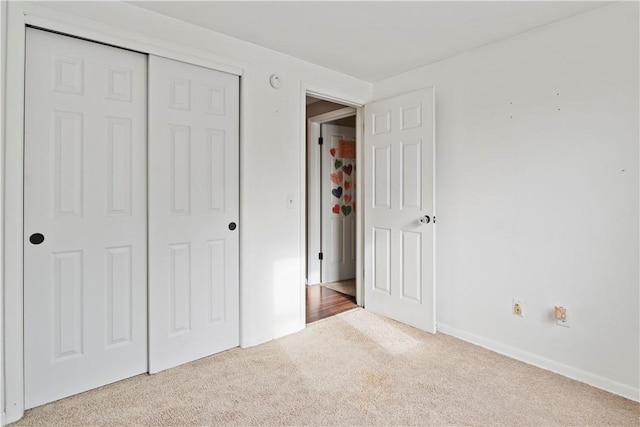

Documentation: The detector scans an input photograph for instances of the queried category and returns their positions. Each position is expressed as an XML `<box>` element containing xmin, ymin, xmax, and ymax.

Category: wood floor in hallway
<box><xmin>305</xmin><ymin>284</ymin><xmax>357</xmax><ymax>324</ymax></box>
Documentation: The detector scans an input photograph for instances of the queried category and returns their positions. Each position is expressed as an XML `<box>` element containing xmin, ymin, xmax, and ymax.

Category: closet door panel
<box><xmin>148</xmin><ymin>55</ymin><xmax>239</xmax><ymax>373</ymax></box>
<box><xmin>24</xmin><ymin>28</ymin><xmax>148</xmax><ymax>408</ymax></box>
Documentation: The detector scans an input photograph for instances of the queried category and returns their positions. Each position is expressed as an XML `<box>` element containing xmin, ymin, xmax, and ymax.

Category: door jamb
<box><xmin>0</xmin><ymin>2</ymin><xmax>6</xmax><ymax>425</ymax></box>
<box><xmin>300</xmin><ymin>85</ymin><xmax>364</xmax><ymax>326</ymax></box>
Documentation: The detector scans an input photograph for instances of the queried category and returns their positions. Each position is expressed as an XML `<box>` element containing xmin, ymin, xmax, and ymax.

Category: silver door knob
<box><xmin>418</xmin><ymin>215</ymin><xmax>431</xmax><ymax>224</ymax></box>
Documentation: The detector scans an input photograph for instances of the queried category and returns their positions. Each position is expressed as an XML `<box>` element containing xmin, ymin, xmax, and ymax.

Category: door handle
<box><xmin>418</xmin><ymin>215</ymin><xmax>431</xmax><ymax>225</ymax></box>
<box><xmin>228</xmin><ymin>222</ymin><xmax>237</xmax><ymax>231</ymax></box>
<box><xmin>29</xmin><ymin>233</ymin><xmax>45</xmax><ymax>245</ymax></box>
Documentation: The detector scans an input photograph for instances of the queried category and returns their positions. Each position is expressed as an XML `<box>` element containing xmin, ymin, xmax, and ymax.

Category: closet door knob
<box><xmin>29</xmin><ymin>233</ymin><xmax>45</xmax><ymax>245</ymax></box>
<box><xmin>228</xmin><ymin>222</ymin><xmax>237</xmax><ymax>231</ymax></box>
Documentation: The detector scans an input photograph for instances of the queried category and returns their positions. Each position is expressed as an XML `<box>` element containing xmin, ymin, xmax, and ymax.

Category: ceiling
<box><xmin>129</xmin><ymin>1</ymin><xmax>610</xmax><ymax>82</ymax></box>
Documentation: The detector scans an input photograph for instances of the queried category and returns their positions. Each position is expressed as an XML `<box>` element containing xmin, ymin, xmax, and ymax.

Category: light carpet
<box><xmin>11</xmin><ymin>309</ymin><xmax>639</xmax><ymax>426</ymax></box>
<box><xmin>322</xmin><ymin>279</ymin><xmax>356</xmax><ymax>297</ymax></box>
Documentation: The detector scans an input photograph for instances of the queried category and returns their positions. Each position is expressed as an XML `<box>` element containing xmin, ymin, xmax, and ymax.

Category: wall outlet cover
<box><xmin>512</xmin><ymin>298</ymin><xmax>524</xmax><ymax>317</ymax></box>
<box><xmin>555</xmin><ymin>306</ymin><xmax>570</xmax><ymax>327</ymax></box>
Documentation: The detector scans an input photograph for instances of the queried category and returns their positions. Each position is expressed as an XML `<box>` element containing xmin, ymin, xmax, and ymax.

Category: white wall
<box><xmin>374</xmin><ymin>2</ymin><xmax>639</xmax><ymax>399</ymax></box>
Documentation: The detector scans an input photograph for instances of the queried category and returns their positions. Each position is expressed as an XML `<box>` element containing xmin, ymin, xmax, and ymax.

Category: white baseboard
<box><xmin>437</xmin><ymin>323</ymin><xmax>640</xmax><ymax>402</ymax></box>
<box><xmin>240</xmin><ymin>323</ymin><xmax>304</xmax><ymax>349</ymax></box>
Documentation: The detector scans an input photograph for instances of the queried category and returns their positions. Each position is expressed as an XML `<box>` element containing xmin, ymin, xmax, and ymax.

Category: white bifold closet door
<box><xmin>148</xmin><ymin>56</ymin><xmax>240</xmax><ymax>373</ymax></box>
<box><xmin>24</xmin><ymin>28</ymin><xmax>148</xmax><ymax>408</ymax></box>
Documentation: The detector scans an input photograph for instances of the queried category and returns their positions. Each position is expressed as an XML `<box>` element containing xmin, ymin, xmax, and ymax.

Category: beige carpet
<box><xmin>322</xmin><ymin>279</ymin><xmax>356</xmax><ymax>297</ymax></box>
<box><xmin>11</xmin><ymin>309</ymin><xmax>639</xmax><ymax>426</ymax></box>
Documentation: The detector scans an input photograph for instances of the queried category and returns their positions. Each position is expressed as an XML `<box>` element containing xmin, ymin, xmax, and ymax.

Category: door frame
<box><xmin>306</xmin><ymin>107</ymin><xmax>356</xmax><ymax>286</ymax></box>
<box><xmin>3</xmin><ymin>3</ymin><xmax>245</xmax><ymax>423</ymax></box>
<box><xmin>300</xmin><ymin>84</ymin><xmax>364</xmax><ymax>314</ymax></box>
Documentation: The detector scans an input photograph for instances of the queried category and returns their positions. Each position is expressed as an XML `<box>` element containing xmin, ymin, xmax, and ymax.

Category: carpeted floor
<box><xmin>322</xmin><ymin>279</ymin><xmax>356</xmax><ymax>297</ymax></box>
<box><xmin>11</xmin><ymin>308</ymin><xmax>640</xmax><ymax>426</ymax></box>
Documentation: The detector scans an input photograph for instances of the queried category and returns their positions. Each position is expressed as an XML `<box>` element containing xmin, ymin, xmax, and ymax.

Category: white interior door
<box><xmin>363</xmin><ymin>88</ymin><xmax>435</xmax><ymax>332</ymax></box>
<box><xmin>148</xmin><ymin>55</ymin><xmax>239</xmax><ymax>373</ymax></box>
<box><xmin>24</xmin><ymin>28</ymin><xmax>148</xmax><ymax>408</ymax></box>
<box><xmin>321</xmin><ymin>124</ymin><xmax>357</xmax><ymax>283</ymax></box>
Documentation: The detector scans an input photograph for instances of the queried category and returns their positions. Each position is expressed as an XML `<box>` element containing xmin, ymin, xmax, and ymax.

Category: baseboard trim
<box><xmin>436</xmin><ymin>323</ymin><xmax>640</xmax><ymax>402</ymax></box>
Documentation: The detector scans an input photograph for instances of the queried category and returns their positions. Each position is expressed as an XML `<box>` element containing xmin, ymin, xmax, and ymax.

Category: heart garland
<box><xmin>326</xmin><ymin>156</ymin><xmax>355</xmax><ymax>217</ymax></box>
<box><xmin>330</xmin><ymin>171</ymin><xmax>343</xmax><ymax>185</ymax></box>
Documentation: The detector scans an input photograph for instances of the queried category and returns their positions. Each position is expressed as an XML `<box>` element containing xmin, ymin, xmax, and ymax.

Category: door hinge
<box><xmin>318</xmin><ymin>137</ymin><xmax>323</xmax><ymax>145</ymax></box>
<box><xmin>318</xmin><ymin>252</ymin><xmax>324</xmax><ymax>260</ymax></box>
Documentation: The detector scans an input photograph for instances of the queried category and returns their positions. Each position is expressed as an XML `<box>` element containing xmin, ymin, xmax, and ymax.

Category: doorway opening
<box><xmin>305</xmin><ymin>95</ymin><xmax>358</xmax><ymax>324</ymax></box>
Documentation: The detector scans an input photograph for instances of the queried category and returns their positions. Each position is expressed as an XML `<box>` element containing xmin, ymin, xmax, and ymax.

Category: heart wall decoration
<box><xmin>331</xmin><ymin>187</ymin><xmax>343</xmax><ymax>199</ymax></box>
<box><xmin>330</xmin><ymin>171</ymin><xmax>343</xmax><ymax>185</ymax></box>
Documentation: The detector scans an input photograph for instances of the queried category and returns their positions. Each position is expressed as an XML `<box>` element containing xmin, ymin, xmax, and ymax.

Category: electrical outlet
<box><xmin>512</xmin><ymin>298</ymin><xmax>524</xmax><ymax>317</ymax></box>
<box><xmin>555</xmin><ymin>306</ymin><xmax>569</xmax><ymax>328</ymax></box>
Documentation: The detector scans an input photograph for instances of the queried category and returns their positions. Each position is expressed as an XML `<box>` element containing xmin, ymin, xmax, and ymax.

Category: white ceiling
<box><xmin>129</xmin><ymin>1</ymin><xmax>610</xmax><ymax>82</ymax></box>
